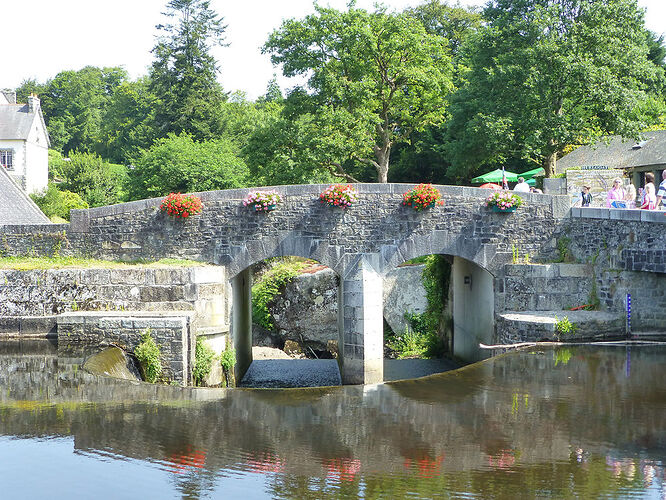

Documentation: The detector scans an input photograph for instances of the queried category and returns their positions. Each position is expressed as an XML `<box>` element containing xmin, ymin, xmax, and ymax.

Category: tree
<box><xmin>98</xmin><ymin>78</ymin><xmax>158</xmax><ymax>164</ymax></box>
<box><xmin>446</xmin><ymin>0</ymin><xmax>665</xmax><ymax>180</ymax></box>
<box><xmin>128</xmin><ymin>133</ymin><xmax>249</xmax><ymax>200</ymax></box>
<box><xmin>38</xmin><ymin>67</ymin><xmax>128</xmax><ymax>154</ymax></box>
<box><xmin>405</xmin><ymin>0</ymin><xmax>482</xmax><ymax>55</ymax></box>
<box><xmin>53</xmin><ymin>150</ymin><xmax>129</xmax><ymax>207</ymax></box>
<box><xmin>263</xmin><ymin>5</ymin><xmax>454</xmax><ymax>182</ymax></box>
<box><xmin>149</xmin><ymin>0</ymin><xmax>228</xmax><ymax>140</ymax></box>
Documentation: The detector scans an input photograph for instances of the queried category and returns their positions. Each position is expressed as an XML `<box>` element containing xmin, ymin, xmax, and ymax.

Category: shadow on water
<box><xmin>0</xmin><ymin>340</ymin><xmax>664</xmax><ymax>499</ymax></box>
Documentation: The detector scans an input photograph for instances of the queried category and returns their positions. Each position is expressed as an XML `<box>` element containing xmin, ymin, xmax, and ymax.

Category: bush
<box><xmin>251</xmin><ymin>258</ymin><xmax>310</xmax><ymax>330</ymax></box>
<box><xmin>134</xmin><ymin>329</ymin><xmax>162</xmax><ymax>383</ymax></box>
<box><xmin>220</xmin><ymin>346</ymin><xmax>236</xmax><ymax>388</ymax></box>
<box><xmin>555</xmin><ymin>316</ymin><xmax>577</xmax><ymax>341</ymax></box>
<box><xmin>30</xmin><ymin>182</ymin><xmax>89</xmax><ymax>221</ymax></box>
<box><xmin>192</xmin><ymin>336</ymin><xmax>216</xmax><ymax>386</ymax></box>
<box><xmin>386</xmin><ymin>312</ymin><xmax>445</xmax><ymax>359</ymax></box>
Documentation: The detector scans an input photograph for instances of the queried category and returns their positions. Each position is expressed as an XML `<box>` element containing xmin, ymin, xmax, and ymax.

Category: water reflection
<box><xmin>0</xmin><ymin>340</ymin><xmax>664</xmax><ymax>499</ymax></box>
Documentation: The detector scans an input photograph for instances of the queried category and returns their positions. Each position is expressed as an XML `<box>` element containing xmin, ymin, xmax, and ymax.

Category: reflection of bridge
<box><xmin>1</xmin><ymin>184</ymin><xmax>664</xmax><ymax>384</ymax></box>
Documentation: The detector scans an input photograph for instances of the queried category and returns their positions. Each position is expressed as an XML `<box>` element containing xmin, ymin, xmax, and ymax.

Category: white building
<box><xmin>0</xmin><ymin>90</ymin><xmax>50</xmax><ymax>194</ymax></box>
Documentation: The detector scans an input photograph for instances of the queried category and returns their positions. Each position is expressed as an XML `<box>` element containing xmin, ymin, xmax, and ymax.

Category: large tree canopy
<box><xmin>264</xmin><ymin>4</ymin><xmax>454</xmax><ymax>182</ymax></box>
<box><xmin>446</xmin><ymin>0</ymin><xmax>665</xmax><ymax>179</ymax></box>
<box><xmin>149</xmin><ymin>0</ymin><xmax>228</xmax><ymax>140</ymax></box>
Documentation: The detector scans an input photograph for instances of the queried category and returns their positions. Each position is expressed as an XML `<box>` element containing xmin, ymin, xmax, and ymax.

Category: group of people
<box><xmin>578</xmin><ymin>170</ymin><xmax>666</xmax><ymax>210</ymax></box>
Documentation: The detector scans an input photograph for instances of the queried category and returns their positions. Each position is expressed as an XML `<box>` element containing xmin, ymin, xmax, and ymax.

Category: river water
<box><xmin>0</xmin><ymin>339</ymin><xmax>664</xmax><ymax>499</ymax></box>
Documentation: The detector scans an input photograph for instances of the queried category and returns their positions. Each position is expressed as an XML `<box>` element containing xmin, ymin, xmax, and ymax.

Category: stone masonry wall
<box><xmin>57</xmin><ymin>312</ymin><xmax>192</xmax><ymax>383</ymax></box>
<box><xmin>0</xmin><ymin>266</ymin><xmax>230</xmax><ymax>335</ymax></box>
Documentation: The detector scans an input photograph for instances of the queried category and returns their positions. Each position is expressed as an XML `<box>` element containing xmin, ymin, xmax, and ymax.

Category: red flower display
<box><xmin>160</xmin><ymin>192</ymin><xmax>203</xmax><ymax>219</ymax></box>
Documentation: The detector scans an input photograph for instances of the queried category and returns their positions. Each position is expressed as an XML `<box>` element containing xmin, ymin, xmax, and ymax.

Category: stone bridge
<box><xmin>1</xmin><ymin>183</ymin><xmax>664</xmax><ymax>384</ymax></box>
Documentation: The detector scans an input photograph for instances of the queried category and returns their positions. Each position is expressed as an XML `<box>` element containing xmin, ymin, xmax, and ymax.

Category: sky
<box><xmin>3</xmin><ymin>0</ymin><xmax>665</xmax><ymax>100</ymax></box>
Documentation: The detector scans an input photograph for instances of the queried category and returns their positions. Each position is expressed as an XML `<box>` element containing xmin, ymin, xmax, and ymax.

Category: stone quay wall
<box><xmin>0</xmin><ymin>266</ymin><xmax>230</xmax><ymax>336</ymax></box>
<box><xmin>58</xmin><ymin>312</ymin><xmax>193</xmax><ymax>383</ymax></box>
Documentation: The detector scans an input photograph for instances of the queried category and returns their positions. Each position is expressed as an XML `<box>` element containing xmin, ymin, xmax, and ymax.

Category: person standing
<box><xmin>606</xmin><ymin>178</ymin><xmax>626</xmax><ymax>208</ymax></box>
<box><xmin>640</xmin><ymin>183</ymin><xmax>657</xmax><ymax>210</ymax></box>
<box><xmin>624</xmin><ymin>184</ymin><xmax>637</xmax><ymax>209</ymax></box>
<box><xmin>513</xmin><ymin>177</ymin><xmax>530</xmax><ymax>193</ymax></box>
<box><xmin>579</xmin><ymin>185</ymin><xmax>592</xmax><ymax>207</ymax></box>
<box><xmin>656</xmin><ymin>170</ymin><xmax>666</xmax><ymax>209</ymax></box>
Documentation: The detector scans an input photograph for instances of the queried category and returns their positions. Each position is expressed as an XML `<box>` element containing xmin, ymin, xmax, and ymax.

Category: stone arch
<box><xmin>382</xmin><ymin>236</ymin><xmax>498</xmax><ymax>364</ymax></box>
<box><xmin>379</xmin><ymin>230</ymin><xmax>502</xmax><ymax>279</ymax></box>
<box><xmin>222</xmin><ymin>233</ymin><xmax>343</xmax><ymax>280</ymax></box>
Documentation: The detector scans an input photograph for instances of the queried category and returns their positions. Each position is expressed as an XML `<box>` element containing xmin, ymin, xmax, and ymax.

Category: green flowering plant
<box><xmin>160</xmin><ymin>192</ymin><xmax>203</xmax><ymax>218</ymax></box>
<box><xmin>402</xmin><ymin>183</ymin><xmax>444</xmax><ymax>211</ymax></box>
<box><xmin>485</xmin><ymin>191</ymin><xmax>523</xmax><ymax>211</ymax></box>
<box><xmin>243</xmin><ymin>190</ymin><xmax>281</xmax><ymax>212</ymax></box>
<box><xmin>319</xmin><ymin>184</ymin><xmax>358</xmax><ymax>208</ymax></box>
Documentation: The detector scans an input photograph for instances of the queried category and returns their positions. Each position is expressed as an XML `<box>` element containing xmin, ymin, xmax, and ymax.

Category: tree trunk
<box><xmin>374</xmin><ymin>123</ymin><xmax>391</xmax><ymax>183</ymax></box>
<box><xmin>543</xmin><ymin>151</ymin><xmax>557</xmax><ymax>178</ymax></box>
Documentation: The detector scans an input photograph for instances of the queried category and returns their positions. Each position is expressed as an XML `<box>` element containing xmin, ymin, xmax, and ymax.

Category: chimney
<box><xmin>1</xmin><ymin>90</ymin><xmax>16</xmax><ymax>104</ymax></box>
<box><xmin>28</xmin><ymin>94</ymin><xmax>40</xmax><ymax>112</ymax></box>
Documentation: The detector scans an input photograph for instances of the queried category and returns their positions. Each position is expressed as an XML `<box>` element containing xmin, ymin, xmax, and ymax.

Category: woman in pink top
<box><xmin>605</xmin><ymin>178</ymin><xmax>625</xmax><ymax>208</ymax></box>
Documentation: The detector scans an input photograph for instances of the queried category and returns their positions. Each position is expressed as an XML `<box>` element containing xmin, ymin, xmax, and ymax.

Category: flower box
<box><xmin>160</xmin><ymin>192</ymin><xmax>203</xmax><ymax>218</ymax></box>
<box><xmin>320</xmin><ymin>184</ymin><xmax>358</xmax><ymax>209</ymax></box>
<box><xmin>485</xmin><ymin>191</ymin><xmax>523</xmax><ymax>212</ymax></box>
<box><xmin>243</xmin><ymin>190</ymin><xmax>282</xmax><ymax>213</ymax></box>
<box><xmin>402</xmin><ymin>183</ymin><xmax>443</xmax><ymax>211</ymax></box>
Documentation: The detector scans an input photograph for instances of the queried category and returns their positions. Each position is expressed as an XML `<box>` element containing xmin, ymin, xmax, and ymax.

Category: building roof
<box><xmin>0</xmin><ymin>104</ymin><xmax>40</xmax><ymax>140</ymax></box>
<box><xmin>557</xmin><ymin>130</ymin><xmax>666</xmax><ymax>172</ymax></box>
<box><xmin>0</xmin><ymin>167</ymin><xmax>51</xmax><ymax>224</ymax></box>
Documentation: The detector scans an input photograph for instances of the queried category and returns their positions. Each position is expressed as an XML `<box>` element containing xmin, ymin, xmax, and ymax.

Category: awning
<box><xmin>519</xmin><ymin>167</ymin><xmax>545</xmax><ymax>179</ymax></box>
<box><xmin>471</xmin><ymin>169</ymin><xmax>520</xmax><ymax>183</ymax></box>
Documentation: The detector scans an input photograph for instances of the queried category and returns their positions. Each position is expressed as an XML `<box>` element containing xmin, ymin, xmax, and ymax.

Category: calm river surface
<box><xmin>0</xmin><ymin>340</ymin><xmax>664</xmax><ymax>499</ymax></box>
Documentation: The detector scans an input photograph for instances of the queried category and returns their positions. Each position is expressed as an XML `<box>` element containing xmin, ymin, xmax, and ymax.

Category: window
<box><xmin>0</xmin><ymin>150</ymin><xmax>13</xmax><ymax>170</ymax></box>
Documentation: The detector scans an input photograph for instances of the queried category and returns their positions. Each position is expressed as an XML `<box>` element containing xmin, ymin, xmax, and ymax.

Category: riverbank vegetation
<box><xmin>134</xmin><ymin>329</ymin><xmax>163</xmax><ymax>383</ymax></box>
<box><xmin>13</xmin><ymin>0</ymin><xmax>664</xmax><ymax>220</ymax></box>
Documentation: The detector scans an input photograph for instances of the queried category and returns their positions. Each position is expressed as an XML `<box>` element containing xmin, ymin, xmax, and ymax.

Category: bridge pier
<box><xmin>231</xmin><ymin>268</ymin><xmax>253</xmax><ymax>383</ymax></box>
<box><xmin>339</xmin><ymin>256</ymin><xmax>384</xmax><ymax>385</ymax></box>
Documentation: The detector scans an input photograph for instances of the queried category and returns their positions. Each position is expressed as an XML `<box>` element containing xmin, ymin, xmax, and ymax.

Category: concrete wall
<box><xmin>452</xmin><ymin>257</ymin><xmax>494</xmax><ymax>363</ymax></box>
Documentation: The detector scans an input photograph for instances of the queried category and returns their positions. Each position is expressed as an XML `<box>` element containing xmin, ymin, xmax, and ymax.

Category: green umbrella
<box><xmin>471</xmin><ymin>168</ymin><xmax>519</xmax><ymax>184</ymax></box>
<box><xmin>519</xmin><ymin>167</ymin><xmax>545</xmax><ymax>180</ymax></box>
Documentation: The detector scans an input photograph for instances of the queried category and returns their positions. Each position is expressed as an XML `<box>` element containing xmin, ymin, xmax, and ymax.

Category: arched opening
<box><xmin>230</xmin><ymin>256</ymin><xmax>342</xmax><ymax>388</ymax></box>
<box><xmin>383</xmin><ymin>253</ymin><xmax>495</xmax><ymax>378</ymax></box>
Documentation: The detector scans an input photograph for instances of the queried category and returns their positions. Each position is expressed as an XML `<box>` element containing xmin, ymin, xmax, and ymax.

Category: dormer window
<box><xmin>0</xmin><ymin>150</ymin><xmax>13</xmax><ymax>170</ymax></box>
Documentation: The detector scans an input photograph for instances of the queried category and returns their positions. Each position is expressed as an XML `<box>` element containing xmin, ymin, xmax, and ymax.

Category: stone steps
<box><xmin>497</xmin><ymin>310</ymin><xmax>625</xmax><ymax>343</ymax></box>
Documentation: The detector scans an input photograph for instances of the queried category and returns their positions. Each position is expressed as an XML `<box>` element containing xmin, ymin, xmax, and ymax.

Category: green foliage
<box><xmin>149</xmin><ymin>0</ymin><xmax>227</xmax><ymax>141</ymax></box>
<box><xmin>220</xmin><ymin>346</ymin><xmax>236</xmax><ymax>388</ymax></box>
<box><xmin>264</xmin><ymin>4</ymin><xmax>454</xmax><ymax>182</ymax></box>
<box><xmin>220</xmin><ymin>347</ymin><xmax>236</xmax><ymax>372</ymax></box>
<box><xmin>36</xmin><ymin>66</ymin><xmax>128</xmax><ymax>154</ymax></box>
<box><xmin>445</xmin><ymin>0</ymin><xmax>665</xmax><ymax>179</ymax></box>
<box><xmin>421</xmin><ymin>254</ymin><xmax>450</xmax><ymax>338</ymax></box>
<box><xmin>192</xmin><ymin>336</ymin><xmax>216</xmax><ymax>386</ymax></box>
<box><xmin>405</xmin><ymin>0</ymin><xmax>482</xmax><ymax>55</ymax></box>
<box><xmin>53</xmin><ymin>150</ymin><xmax>128</xmax><ymax>207</ymax></box>
<box><xmin>98</xmin><ymin>78</ymin><xmax>157</xmax><ymax>164</ymax></box>
<box><xmin>554</xmin><ymin>316</ymin><xmax>577</xmax><ymax>341</ymax></box>
<box><xmin>251</xmin><ymin>258</ymin><xmax>309</xmax><ymax>330</ymax></box>
<box><xmin>129</xmin><ymin>133</ymin><xmax>249</xmax><ymax>199</ymax></box>
<box><xmin>134</xmin><ymin>329</ymin><xmax>162</xmax><ymax>383</ymax></box>
<box><xmin>30</xmin><ymin>182</ymin><xmax>89</xmax><ymax>221</ymax></box>
<box><xmin>386</xmin><ymin>312</ymin><xmax>445</xmax><ymax>359</ymax></box>
<box><xmin>556</xmin><ymin>237</ymin><xmax>574</xmax><ymax>263</ymax></box>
